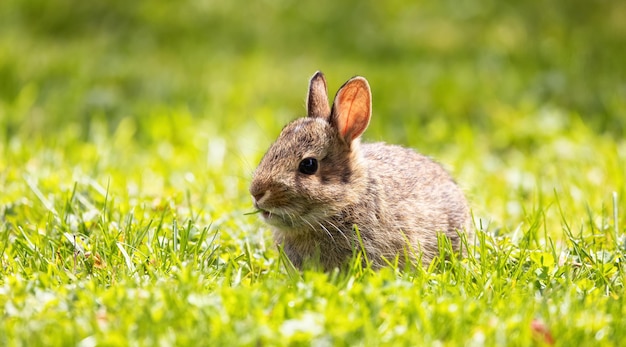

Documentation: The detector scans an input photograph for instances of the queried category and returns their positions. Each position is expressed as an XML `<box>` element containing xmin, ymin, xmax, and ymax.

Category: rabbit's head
<box><xmin>250</xmin><ymin>72</ymin><xmax>372</xmax><ymax>231</ymax></box>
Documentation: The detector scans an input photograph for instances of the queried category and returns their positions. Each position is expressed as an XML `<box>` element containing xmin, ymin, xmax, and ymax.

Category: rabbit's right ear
<box><xmin>331</xmin><ymin>76</ymin><xmax>372</xmax><ymax>145</ymax></box>
<box><xmin>307</xmin><ymin>71</ymin><xmax>331</xmax><ymax>119</ymax></box>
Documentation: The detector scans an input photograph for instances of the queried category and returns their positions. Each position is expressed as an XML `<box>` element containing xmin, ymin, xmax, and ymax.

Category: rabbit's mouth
<box><xmin>261</xmin><ymin>209</ymin><xmax>285</xmax><ymax>224</ymax></box>
<box><xmin>252</xmin><ymin>205</ymin><xmax>274</xmax><ymax>220</ymax></box>
<box><xmin>258</xmin><ymin>208</ymin><xmax>301</xmax><ymax>228</ymax></box>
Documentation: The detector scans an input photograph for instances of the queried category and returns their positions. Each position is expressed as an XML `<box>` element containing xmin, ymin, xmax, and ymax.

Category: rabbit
<box><xmin>249</xmin><ymin>71</ymin><xmax>472</xmax><ymax>270</ymax></box>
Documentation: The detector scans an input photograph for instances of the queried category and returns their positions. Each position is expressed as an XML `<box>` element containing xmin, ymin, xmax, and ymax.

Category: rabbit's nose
<box><xmin>252</xmin><ymin>190</ymin><xmax>267</xmax><ymax>204</ymax></box>
<box><xmin>250</xmin><ymin>179</ymin><xmax>268</xmax><ymax>203</ymax></box>
<box><xmin>250</xmin><ymin>181</ymin><xmax>268</xmax><ymax>203</ymax></box>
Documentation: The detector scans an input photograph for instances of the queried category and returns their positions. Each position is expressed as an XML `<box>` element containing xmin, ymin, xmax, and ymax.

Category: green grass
<box><xmin>1</xmin><ymin>0</ymin><xmax>625</xmax><ymax>345</ymax></box>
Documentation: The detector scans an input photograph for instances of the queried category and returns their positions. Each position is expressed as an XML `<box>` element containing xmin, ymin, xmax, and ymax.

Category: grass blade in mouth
<box><xmin>244</xmin><ymin>209</ymin><xmax>264</xmax><ymax>216</ymax></box>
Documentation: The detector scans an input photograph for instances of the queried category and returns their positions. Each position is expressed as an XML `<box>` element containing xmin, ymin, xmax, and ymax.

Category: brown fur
<box><xmin>250</xmin><ymin>71</ymin><xmax>472</xmax><ymax>270</ymax></box>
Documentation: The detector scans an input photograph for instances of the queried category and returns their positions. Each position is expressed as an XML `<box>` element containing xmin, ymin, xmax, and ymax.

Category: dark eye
<box><xmin>298</xmin><ymin>157</ymin><xmax>318</xmax><ymax>175</ymax></box>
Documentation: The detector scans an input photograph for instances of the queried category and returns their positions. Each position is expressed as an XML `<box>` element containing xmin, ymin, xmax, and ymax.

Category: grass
<box><xmin>1</xmin><ymin>0</ymin><xmax>626</xmax><ymax>345</ymax></box>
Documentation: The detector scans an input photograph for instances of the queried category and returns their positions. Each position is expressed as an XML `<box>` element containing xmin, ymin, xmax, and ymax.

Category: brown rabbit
<box><xmin>250</xmin><ymin>71</ymin><xmax>471</xmax><ymax>270</ymax></box>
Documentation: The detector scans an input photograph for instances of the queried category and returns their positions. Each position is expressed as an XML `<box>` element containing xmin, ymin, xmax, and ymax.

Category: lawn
<box><xmin>1</xmin><ymin>0</ymin><xmax>625</xmax><ymax>345</ymax></box>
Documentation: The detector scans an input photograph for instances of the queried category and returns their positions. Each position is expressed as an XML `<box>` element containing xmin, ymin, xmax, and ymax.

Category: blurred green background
<box><xmin>2</xmin><ymin>0</ymin><xmax>624</xmax><ymax>139</ymax></box>
<box><xmin>1</xmin><ymin>0</ymin><xmax>625</xmax><ymax>228</ymax></box>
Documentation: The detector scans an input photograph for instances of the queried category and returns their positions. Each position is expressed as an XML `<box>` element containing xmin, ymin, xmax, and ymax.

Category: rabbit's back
<box><xmin>359</xmin><ymin>143</ymin><xmax>471</xmax><ymax>259</ymax></box>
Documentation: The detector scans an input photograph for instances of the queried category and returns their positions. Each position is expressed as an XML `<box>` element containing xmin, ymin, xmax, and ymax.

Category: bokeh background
<box><xmin>1</xmin><ymin>0</ymin><xmax>625</xmax><ymax>229</ymax></box>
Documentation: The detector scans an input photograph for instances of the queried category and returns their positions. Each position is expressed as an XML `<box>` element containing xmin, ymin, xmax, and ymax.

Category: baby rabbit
<box><xmin>250</xmin><ymin>71</ymin><xmax>471</xmax><ymax>270</ymax></box>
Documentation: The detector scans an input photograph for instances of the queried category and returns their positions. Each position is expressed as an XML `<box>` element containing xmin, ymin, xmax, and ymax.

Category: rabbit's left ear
<box><xmin>331</xmin><ymin>76</ymin><xmax>372</xmax><ymax>145</ymax></box>
<box><xmin>307</xmin><ymin>71</ymin><xmax>331</xmax><ymax>119</ymax></box>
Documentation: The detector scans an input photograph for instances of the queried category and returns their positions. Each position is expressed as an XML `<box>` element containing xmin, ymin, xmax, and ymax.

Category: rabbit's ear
<box><xmin>307</xmin><ymin>71</ymin><xmax>331</xmax><ymax>119</ymax></box>
<box><xmin>331</xmin><ymin>76</ymin><xmax>371</xmax><ymax>144</ymax></box>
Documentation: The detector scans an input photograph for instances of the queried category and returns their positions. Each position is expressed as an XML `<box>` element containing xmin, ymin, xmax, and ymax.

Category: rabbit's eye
<box><xmin>298</xmin><ymin>157</ymin><xmax>318</xmax><ymax>175</ymax></box>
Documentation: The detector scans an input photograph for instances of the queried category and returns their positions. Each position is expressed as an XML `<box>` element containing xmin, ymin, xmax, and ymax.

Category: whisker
<box><xmin>325</xmin><ymin>219</ymin><xmax>351</xmax><ymax>245</ymax></box>
<box><xmin>315</xmin><ymin>221</ymin><xmax>336</xmax><ymax>243</ymax></box>
<box><xmin>286</xmin><ymin>211</ymin><xmax>296</xmax><ymax>227</ymax></box>
<box><xmin>301</xmin><ymin>217</ymin><xmax>318</xmax><ymax>233</ymax></box>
